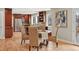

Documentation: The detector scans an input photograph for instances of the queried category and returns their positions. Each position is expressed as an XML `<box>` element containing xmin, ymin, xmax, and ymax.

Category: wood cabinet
<box><xmin>39</xmin><ymin>11</ymin><xmax>46</xmax><ymax>22</ymax></box>
<box><xmin>5</xmin><ymin>8</ymin><xmax>13</xmax><ymax>38</ymax></box>
<box><xmin>38</xmin><ymin>11</ymin><xmax>46</xmax><ymax>31</ymax></box>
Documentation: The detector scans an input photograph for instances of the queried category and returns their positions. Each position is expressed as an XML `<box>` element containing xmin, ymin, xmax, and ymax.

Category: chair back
<box><xmin>29</xmin><ymin>26</ymin><xmax>38</xmax><ymax>46</ymax></box>
<box><xmin>20</xmin><ymin>26</ymin><xmax>29</xmax><ymax>40</ymax></box>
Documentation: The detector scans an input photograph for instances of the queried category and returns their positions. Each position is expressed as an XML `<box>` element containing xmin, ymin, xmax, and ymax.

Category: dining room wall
<box><xmin>51</xmin><ymin>8</ymin><xmax>73</xmax><ymax>43</ymax></box>
<box><xmin>0</xmin><ymin>8</ymin><xmax>5</xmax><ymax>39</ymax></box>
<box><xmin>72</xmin><ymin>8</ymin><xmax>79</xmax><ymax>44</ymax></box>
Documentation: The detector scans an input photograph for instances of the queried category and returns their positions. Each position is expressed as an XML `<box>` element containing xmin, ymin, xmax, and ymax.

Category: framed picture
<box><xmin>55</xmin><ymin>10</ymin><xmax>67</xmax><ymax>27</ymax></box>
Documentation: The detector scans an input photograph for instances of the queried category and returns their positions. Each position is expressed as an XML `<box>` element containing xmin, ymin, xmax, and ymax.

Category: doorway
<box><xmin>14</xmin><ymin>18</ymin><xmax>23</xmax><ymax>32</ymax></box>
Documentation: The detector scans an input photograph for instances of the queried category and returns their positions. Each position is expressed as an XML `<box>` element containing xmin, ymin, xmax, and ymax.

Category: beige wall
<box><xmin>51</xmin><ymin>8</ymin><xmax>73</xmax><ymax>42</ymax></box>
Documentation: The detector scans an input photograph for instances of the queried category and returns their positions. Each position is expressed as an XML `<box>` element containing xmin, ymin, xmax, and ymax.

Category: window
<box><xmin>33</xmin><ymin>16</ymin><xmax>36</xmax><ymax>25</ymax></box>
<box><xmin>32</xmin><ymin>16</ymin><xmax>39</xmax><ymax>25</ymax></box>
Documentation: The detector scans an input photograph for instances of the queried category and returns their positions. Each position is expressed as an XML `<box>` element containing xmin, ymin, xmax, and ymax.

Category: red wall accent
<box><xmin>24</xmin><ymin>15</ymin><xmax>29</xmax><ymax>22</ymax></box>
<box><xmin>23</xmin><ymin>15</ymin><xmax>31</xmax><ymax>21</ymax></box>
<box><xmin>5</xmin><ymin>8</ymin><xmax>13</xmax><ymax>38</ymax></box>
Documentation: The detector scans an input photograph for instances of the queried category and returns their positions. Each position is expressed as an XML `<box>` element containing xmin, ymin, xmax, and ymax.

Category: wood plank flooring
<box><xmin>0</xmin><ymin>32</ymin><xmax>79</xmax><ymax>51</ymax></box>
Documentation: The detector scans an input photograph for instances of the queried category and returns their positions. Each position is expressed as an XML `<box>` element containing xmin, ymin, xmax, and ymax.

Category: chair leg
<box><xmin>37</xmin><ymin>46</ymin><xmax>39</xmax><ymax>51</ymax></box>
<box><xmin>24</xmin><ymin>40</ymin><xmax>25</xmax><ymax>44</ymax></box>
<box><xmin>21</xmin><ymin>40</ymin><xmax>23</xmax><ymax>45</ymax></box>
<box><xmin>46</xmin><ymin>40</ymin><xmax>48</xmax><ymax>47</ymax></box>
<box><xmin>43</xmin><ymin>40</ymin><xmax>48</xmax><ymax>47</ymax></box>
<box><xmin>29</xmin><ymin>45</ymin><xmax>31</xmax><ymax>51</ymax></box>
<box><xmin>29</xmin><ymin>45</ymin><xmax>39</xmax><ymax>51</ymax></box>
<box><xmin>39</xmin><ymin>42</ymin><xmax>43</xmax><ymax>48</ymax></box>
<box><xmin>56</xmin><ymin>42</ymin><xmax>58</xmax><ymax>47</ymax></box>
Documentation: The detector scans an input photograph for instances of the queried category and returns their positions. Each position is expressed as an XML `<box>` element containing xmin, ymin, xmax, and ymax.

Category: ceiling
<box><xmin>12</xmin><ymin>8</ymin><xmax>51</xmax><ymax>14</ymax></box>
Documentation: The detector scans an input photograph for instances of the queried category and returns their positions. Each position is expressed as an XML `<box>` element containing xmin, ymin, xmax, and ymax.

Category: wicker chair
<box><xmin>20</xmin><ymin>26</ymin><xmax>29</xmax><ymax>45</ymax></box>
<box><xmin>29</xmin><ymin>26</ymin><xmax>39</xmax><ymax>51</ymax></box>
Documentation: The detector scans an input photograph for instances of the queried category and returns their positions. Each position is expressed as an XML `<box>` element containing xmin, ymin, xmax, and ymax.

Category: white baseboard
<box><xmin>58</xmin><ymin>39</ymin><xmax>73</xmax><ymax>44</ymax></box>
<box><xmin>58</xmin><ymin>39</ymin><xmax>79</xmax><ymax>46</ymax></box>
<box><xmin>0</xmin><ymin>36</ymin><xmax>5</xmax><ymax>39</ymax></box>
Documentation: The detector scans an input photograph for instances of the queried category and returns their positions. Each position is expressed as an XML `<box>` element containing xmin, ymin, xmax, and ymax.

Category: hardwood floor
<box><xmin>0</xmin><ymin>32</ymin><xmax>79</xmax><ymax>51</ymax></box>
